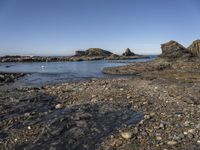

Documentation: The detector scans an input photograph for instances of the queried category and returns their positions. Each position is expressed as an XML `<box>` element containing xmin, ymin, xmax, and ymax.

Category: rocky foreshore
<box><xmin>0</xmin><ymin>40</ymin><xmax>200</xmax><ymax>149</ymax></box>
<box><xmin>0</xmin><ymin>48</ymin><xmax>149</xmax><ymax>62</ymax></box>
<box><xmin>0</xmin><ymin>73</ymin><xmax>26</xmax><ymax>84</ymax></box>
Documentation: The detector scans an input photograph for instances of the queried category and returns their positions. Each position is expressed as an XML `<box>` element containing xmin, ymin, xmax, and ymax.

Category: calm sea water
<box><xmin>0</xmin><ymin>57</ymin><xmax>155</xmax><ymax>85</ymax></box>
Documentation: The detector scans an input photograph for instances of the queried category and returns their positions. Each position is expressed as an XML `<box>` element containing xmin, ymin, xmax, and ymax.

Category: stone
<box><xmin>187</xmin><ymin>133</ymin><xmax>194</xmax><ymax>139</ymax></box>
<box><xmin>160</xmin><ymin>40</ymin><xmax>191</xmax><ymax>58</ymax></box>
<box><xmin>122</xmin><ymin>48</ymin><xmax>135</xmax><ymax>56</ymax></box>
<box><xmin>184</xmin><ymin>121</ymin><xmax>190</xmax><ymax>127</ymax></box>
<box><xmin>55</xmin><ymin>103</ymin><xmax>64</xmax><ymax>109</ymax></box>
<box><xmin>188</xmin><ymin>40</ymin><xmax>200</xmax><ymax>57</ymax></box>
<box><xmin>156</xmin><ymin>136</ymin><xmax>162</xmax><ymax>141</ymax></box>
<box><xmin>85</xmin><ymin>48</ymin><xmax>113</xmax><ymax>57</ymax></box>
<box><xmin>188</xmin><ymin>129</ymin><xmax>195</xmax><ymax>134</ymax></box>
<box><xmin>167</xmin><ymin>141</ymin><xmax>177</xmax><ymax>146</ymax></box>
<box><xmin>121</xmin><ymin>131</ymin><xmax>133</xmax><ymax>139</ymax></box>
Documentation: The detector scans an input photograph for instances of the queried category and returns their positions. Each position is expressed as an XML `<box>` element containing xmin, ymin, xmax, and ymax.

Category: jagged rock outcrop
<box><xmin>188</xmin><ymin>40</ymin><xmax>200</xmax><ymax>57</ymax></box>
<box><xmin>160</xmin><ymin>41</ymin><xmax>191</xmax><ymax>58</ymax></box>
<box><xmin>75</xmin><ymin>51</ymin><xmax>86</xmax><ymax>56</ymax></box>
<box><xmin>85</xmin><ymin>48</ymin><xmax>113</xmax><ymax>57</ymax></box>
<box><xmin>122</xmin><ymin>48</ymin><xmax>135</xmax><ymax>56</ymax></box>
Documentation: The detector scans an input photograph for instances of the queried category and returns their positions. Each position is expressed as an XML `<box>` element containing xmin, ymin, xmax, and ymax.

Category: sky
<box><xmin>0</xmin><ymin>0</ymin><xmax>200</xmax><ymax>56</ymax></box>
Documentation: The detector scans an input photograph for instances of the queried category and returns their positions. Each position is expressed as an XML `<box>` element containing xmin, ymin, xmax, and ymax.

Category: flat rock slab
<box><xmin>14</xmin><ymin>102</ymin><xmax>143</xmax><ymax>150</ymax></box>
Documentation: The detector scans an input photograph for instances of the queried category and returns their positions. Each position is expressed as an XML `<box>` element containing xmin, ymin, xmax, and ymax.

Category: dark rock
<box><xmin>188</xmin><ymin>40</ymin><xmax>200</xmax><ymax>57</ymax></box>
<box><xmin>122</xmin><ymin>48</ymin><xmax>135</xmax><ymax>56</ymax></box>
<box><xmin>0</xmin><ymin>73</ymin><xmax>26</xmax><ymax>84</ymax></box>
<box><xmin>75</xmin><ymin>51</ymin><xmax>86</xmax><ymax>56</ymax></box>
<box><xmin>160</xmin><ymin>41</ymin><xmax>191</xmax><ymax>59</ymax></box>
<box><xmin>85</xmin><ymin>48</ymin><xmax>113</xmax><ymax>57</ymax></box>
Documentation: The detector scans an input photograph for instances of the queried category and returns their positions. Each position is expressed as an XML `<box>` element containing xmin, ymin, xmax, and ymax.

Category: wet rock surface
<box><xmin>0</xmin><ymin>73</ymin><xmax>25</xmax><ymax>84</ymax></box>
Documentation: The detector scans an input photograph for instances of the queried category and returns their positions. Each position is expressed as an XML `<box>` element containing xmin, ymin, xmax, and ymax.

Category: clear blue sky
<box><xmin>0</xmin><ymin>0</ymin><xmax>200</xmax><ymax>56</ymax></box>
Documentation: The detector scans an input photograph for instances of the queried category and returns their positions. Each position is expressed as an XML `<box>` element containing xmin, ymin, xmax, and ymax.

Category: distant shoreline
<box><xmin>0</xmin><ymin>55</ymin><xmax>151</xmax><ymax>63</ymax></box>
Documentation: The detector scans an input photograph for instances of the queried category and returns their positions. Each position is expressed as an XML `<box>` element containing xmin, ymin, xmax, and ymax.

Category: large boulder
<box><xmin>188</xmin><ymin>40</ymin><xmax>200</xmax><ymax>57</ymax></box>
<box><xmin>160</xmin><ymin>41</ymin><xmax>191</xmax><ymax>58</ymax></box>
<box><xmin>122</xmin><ymin>48</ymin><xmax>135</xmax><ymax>56</ymax></box>
<box><xmin>85</xmin><ymin>48</ymin><xmax>113</xmax><ymax>57</ymax></box>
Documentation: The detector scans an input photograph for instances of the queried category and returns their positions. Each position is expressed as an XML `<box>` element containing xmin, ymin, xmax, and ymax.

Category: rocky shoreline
<box><xmin>0</xmin><ymin>48</ymin><xmax>149</xmax><ymax>62</ymax></box>
<box><xmin>0</xmin><ymin>73</ymin><xmax>26</xmax><ymax>84</ymax></box>
<box><xmin>0</xmin><ymin>40</ymin><xmax>200</xmax><ymax>149</ymax></box>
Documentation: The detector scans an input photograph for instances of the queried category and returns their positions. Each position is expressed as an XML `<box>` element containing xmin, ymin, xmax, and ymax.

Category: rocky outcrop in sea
<box><xmin>122</xmin><ymin>48</ymin><xmax>135</xmax><ymax>56</ymax></box>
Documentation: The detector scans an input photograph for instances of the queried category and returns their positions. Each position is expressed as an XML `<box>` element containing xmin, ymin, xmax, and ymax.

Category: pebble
<box><xmin>187</xmin><ymin>133</ymin><xmax>194</xmax><ymax>139</ymax></box>
<box><xmin>127</xmin><ymin>95</ymin><xmax>132</xmax><ymax>99</ymax></box>
<box><xmin>156</xmin><ymin>136</ymin><xmax>162</xmax><ymax>141</ymax></box>
<box><xmin>121</xmin><ymin>131</ymin><xmax>133</xmax><ymax>139</ymax></box>
<box><xmin>159</xmin><ymin>123</ymin><xmax>165</xmax><ymax>129</ymax></box>
<box><xmin>184</xmin><ymin>121</ymin><xmax>190</xmax><ymax>127</ymax></box>
<box><xmin>91</xmin><ymin>95</ymin><xmax>96</xmax><ymax>98</ymax></box>
<box><xmin>150</xmin><ymin>112</ymin><xmax>156</xmax><ymax>117</ymax></box>
<box><xmin>144</xmin><ymin>115</ymin><xmax>151</xmax><ymax>120</ymax></box>
<box><xmin>55</xmin><ymin>103</ymin><xmax>64</xmax><ymax>109</ymax></box>
<box><xmin>188</xmin><ymin>129</ymin><xmax>195</xmax><ymax>134</ymax></box>
<box><xmin>167</xmin><ymin>141</ymin><xmax>177</xmax><ymax>146</ymax></box>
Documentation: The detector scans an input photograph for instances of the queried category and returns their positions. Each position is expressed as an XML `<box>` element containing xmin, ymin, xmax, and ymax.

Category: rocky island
<box><xmin>0</xmin><ymin>40</ymin><xmax>200</xmax><ymax>150</ymax></box>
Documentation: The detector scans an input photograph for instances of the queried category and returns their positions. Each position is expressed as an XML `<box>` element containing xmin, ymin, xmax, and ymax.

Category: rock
<box><xmin>187</xmin><ymin>133</ymin><xmax>194</xmax><ymax>139</ymax></box>
<box><xmin>167</xmin><ymin>140</ymin><xmax>177</xmax><ymax>146</ymax></box>
<box><xmin>159</xmin><ymin>123</ymin><xmax>165</xmax><ymax>129</ymax></box>
<box><xmin>0</xmin><ymin>74</ymin><xmax>5</xmax><ymax>80</ymax></box>
<box><xmin>156</xmin><ymin>136</ymin><xmax>162</xmax><ymax>141</ymax></box>
<box><xmin>121</xmin><ymin>131</ymin><xmax>133</xmax><ymax>139</ymax></box>
<box><xmin>55</xmin><ymin>103</ymin><xmax>64</xmax><ymax>109</ymax></box>
<box><xmin>184</xmin><ymin>121</ymin><xmax>190</xmax><ymax>127</ymax></box>
<box><xmin>188</xmin><ymin>40</ymin><xmax>200</xmax><ymax>57</ymax></box>
<box><xmin>85</xmin><ymin>48</ymin><xmax>113</xmax><ymax>57</ymax></box>
<box><xmin>150</xmin><ymin>112</ymin><xmax>156</xmax><ymax>117</ymax></box>
<box><xmin>160</xmin><ymin>40</ymin><xmax>191</xmax><ymax>58</ymax></box>
<box><xmin>75</xmin><ymin>50</ymin><xmax>86</xmax><ymax>56</ymax></box>
<box><xmin>188</xmin><ymin>129</ymin><xmax>195</xmax><ymax>134</ymax></box>
<box><xmin>144</xmin><ymin>115</ymin><xmax>151</xmax><ymax>120</ymax></box>
<box><xmin>173</xmin><ymin>134</ymin><xmax>183</xmax><ymax>141</ymax></box>
<box><xmin>122</xmin><ymin>48</ymin><xmax>135</xmax><ymax>56</ymax></box>
<box><xmin>91</xmin><ymin>95</ymin><xmax>96</xmax><ymax>98</ymax></box>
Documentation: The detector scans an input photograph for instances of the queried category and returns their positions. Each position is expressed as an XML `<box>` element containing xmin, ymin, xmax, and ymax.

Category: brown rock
<box><xmin>188</xmin><ymin>40</ymin><xmax>200</xmax><ymax>57</ymax></box>
<box><xmin>160</xmin><ymin>40</ymin><xmax>191</xmax><ymax>58</ymax></box>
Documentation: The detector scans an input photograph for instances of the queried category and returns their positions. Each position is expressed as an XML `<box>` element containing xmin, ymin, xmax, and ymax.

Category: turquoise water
<box><xmin>0</xmin><ymin>57</ymin><xmax>155</xmax><ymax>85</ymax></box>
